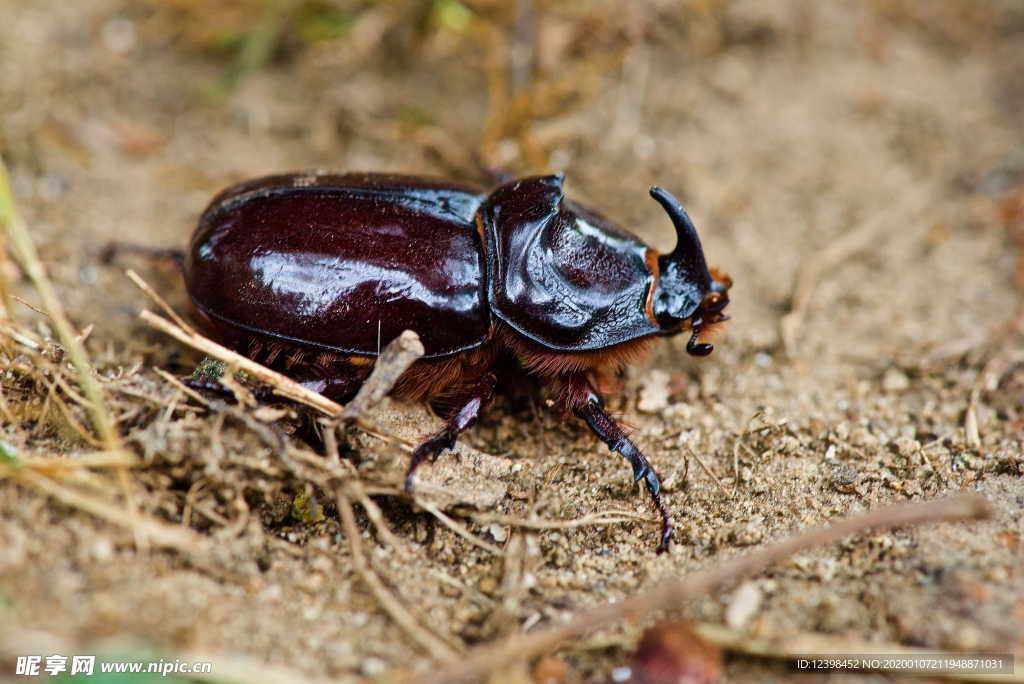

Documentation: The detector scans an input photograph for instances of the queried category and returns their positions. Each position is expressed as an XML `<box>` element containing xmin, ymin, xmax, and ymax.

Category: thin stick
<box><xmin>424</xmin><ymin>494</ymin><xmax>991</xmax><ymax>684</ymax></box>
<box><xmin>140</xmin><ymin>309</ymin><xmax>343</xmax><ymax>416</ymax></box>
<box><xmin>153</xmin><ymin>367</ymin><xmax>212</xmax><ymax>407</ymax></box>
<box><xmin>964</xmin><ymin>350</ymin><xmax>1024</xmax><ymax>451</ymax></box>
<box><xmin>146</xmin><ymin>308</ymin><xmax>409</xmax><ymax>465</ymax></box>
<box><xmin>341</xmin><ymin>329</ymin><xmax>424</xmax><ymax>420</ymax></box>
<box><xmin>0</xmin><ymin>167</ymin><xmax>150</xmax><ymax>548</ymax></box>
<box><xmin>335</xmin><ymin>329</ymin><xmax>424</xmax><ymax>460</ymax></box>
<box><xmin>691</xmin><ymin>621</ymin><xmax>1021</xmax><ymax>683</ymax></box>
<box><xmin>20</xmin><ymin>451</ymin><xmax>139</xmax><ymax>471</ymax></box>
<box><xmin>685</xmin><ymin>444</ymin><xmax>730</xmax><ymax>497</ymax></box>
<box><xmin>126</xmin><ymin>268</ymin><xmax>196</xmax><ymax>334</ymax></box>
<box><xmin>0</xmin><ymin>159</ymin><xmax>119</xmax><ymax>450</ymax></box>
<box><xmin>422</xmin><ymin>502</ymin><xmax>504</xmax><ymax>556</ymax></box>
<box><xmin>467</xmin><ymin>509</ymin><xmax>650</xmax><ymax>530</ymax></box>
<box><xmin>352</xmin><ymin>483</ymin><xmax>402</xmax><ymax>550</ymax></box>
<box><xmin>12</xmin><ymin>468</ymin><xmax>201</xmax><ymax>551</ymax></box>
<box><xmin>335</xmin><ymin>489</ymin><xmax>459</xmax><ymax>661</ymax></box>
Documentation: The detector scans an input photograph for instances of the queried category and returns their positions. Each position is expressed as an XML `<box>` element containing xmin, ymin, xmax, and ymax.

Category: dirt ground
<box><xmin>2</xmin><ymin>1</ymin><xmax>1023</xmax><ymax>682</ymax></box>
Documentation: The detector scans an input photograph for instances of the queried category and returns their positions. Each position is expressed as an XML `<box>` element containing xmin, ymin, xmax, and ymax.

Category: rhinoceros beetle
<box><xmin>183</xmin><ymin>172</ymin><xmax>732</xmax><ymax>551</ymax></box>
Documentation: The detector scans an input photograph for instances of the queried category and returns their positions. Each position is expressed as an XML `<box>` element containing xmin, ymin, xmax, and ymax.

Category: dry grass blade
<box><xmin>11</xmin><ymin>468</ymin><xmax>202</xmax><ymax>551</ymax></box>
<box><xmin>422</xmin><ymin>502</ymin><xmax>504</xmax><ymax>556</ymax></box>
<box><xmin>139</xmin><ymin>309</ymin><xmax>343</xmax><ymax>416</ymax></box>
<box><xmin>0</xmin><ymin>158</ymin><xmax>148</xmax><ymax>548</ymax></box>
<box><xmin>0</xmin><ymin>245</ymin><xmax>11</xmax><ymax>321</ymax></box>
<box><xmin>125</xmin><ymin>268</ymin><xmax>196</xmax><ymax>334</ymax></box>
<box><xmin>468</xmin><ymin>509</ymin><xmax>650</xmax><ymax>530</ymax></box>
<box><xmin>134</xmin><ymin>273</ymin><xmax>423</xmax><ymax>471</ymax></box>
<box><xmin>153</xmin><ymin>367</ymin><xmax>212</xmax><ymax>408</ymax></box>
<box><xmin>335</xmin><ymin>488</ymin><xmax>459</xmax><ymax>662</ymax></box>
<box><xmin>423</xmin><ymin>494</ymin><xmax>992</xmax><ymax>684</ymax></box>
<box><xmin>16</xmin><ymin>451</ymin><xmax>138</xmax><ymax>472</ymax></box>
<box><xmin>0</xmin><ymin>158</ymin><xmax>119</xmax><ymax>450</ymax></box>
<box><xmin>685</xmin><ymin>444</ymin><xmax>730</xmax><ymax>497</ymax></box>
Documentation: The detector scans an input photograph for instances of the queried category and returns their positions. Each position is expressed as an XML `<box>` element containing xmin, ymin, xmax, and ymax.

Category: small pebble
<box><xmin>478</xmin><ymin>576</ymin><xmax>499</xmax><ymax>595</ymax></box>
<box><xmin>725</xmin><ymin>581</ymin><xmax>763</xmax><ymax>630</ymax></box>
<box><xmin>893</xmin><ymin>436</ymin><xmax>920</xmax><ymax>457</ymax></box>
<box><xmin>360</xmin><ymin>657</ymin><xmax>387</xmax><ymax>677</ymax></box>
<box><xmin>90</xmin><ymin>538</ymin><xmax>114</xmax><ymax>562</ymax></box>
<box><xmin>882</xmin><ymin>367</ymin><xmax>910</xmax><ymax>393</ymax></box>
<box><xmin>637</xmin><ymin>369</ymin><xmax>671</xmax><ymax>413</ymax></box>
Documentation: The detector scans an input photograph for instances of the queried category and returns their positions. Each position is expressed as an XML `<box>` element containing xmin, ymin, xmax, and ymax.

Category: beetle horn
<box><xmin>650</xmin><ymin>187</ymin><xmax>713</xmax><ymax>289</ymax></box>
<box><xmin>649</xmin><ymin>187</ymin><xmax>714</xmax><ymax>329</ymax></box>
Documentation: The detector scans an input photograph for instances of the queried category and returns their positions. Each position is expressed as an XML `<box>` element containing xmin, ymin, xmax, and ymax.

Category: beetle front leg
<box><xmin>568</xmin><ymin>381</ymin><xmax>673</xmax><ymax>553</ymax></box>
<box><xmin>405</xmin><ymin>374</ymin><xmax>497</xmax><ymax>492</ymax></box>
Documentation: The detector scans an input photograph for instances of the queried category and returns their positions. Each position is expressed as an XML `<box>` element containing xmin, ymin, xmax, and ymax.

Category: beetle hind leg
<box><xmin>566</xmin><ymin>378</ymin><xmax>673</xmax><ymax>553</ymax></box>
<box><xmin>404</xmin><ymin>374</ymin><xmax>497</xmax><ymax>492</ymax></box>
<box><xmin>101</xmin><ymin>242</ymin><xmax>185</xmax><ymax>268</ymax></box>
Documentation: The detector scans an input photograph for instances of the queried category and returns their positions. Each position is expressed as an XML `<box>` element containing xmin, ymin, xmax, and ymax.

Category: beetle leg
<box><xmin>182</xmin><ymin>378</ymin><xmax>235</xmax><ymax>398</ymax></box>
<box><xmin>298</xmin><ymin>376</ymin><xmax>363</xmax><ymax>402</ymax></box>
<box><xmin>100</xmin><ymin>242</ymin><xmax>185</xmax><ymax>268</ymax></box>
<box><xmin>182</xmin><ymin>377</ymin><xmax>278</xmax><ymax>403</ymax></box>
<box><xmin>570</xmin><ymin>386</ymin><xmax>673</xmax><ymax>553</ymax></box>
<box><xmin>405</xmin><ymin>374</ymin><xmax>497</xmax><ymax>493</ymax></box>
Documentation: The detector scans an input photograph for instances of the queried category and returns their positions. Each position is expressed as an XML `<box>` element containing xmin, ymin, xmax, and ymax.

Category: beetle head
<box><xmin>649</xmin><ymin>187</ymin><xmax>732</xmax><ymax>356</ymax></box>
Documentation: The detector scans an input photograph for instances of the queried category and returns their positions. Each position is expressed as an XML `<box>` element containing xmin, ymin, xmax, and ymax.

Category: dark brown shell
<box><xmin>185</xmin><ymin>172</ymin><xmax>490</xmax><ymax>358</ymax></box>
<box><xmin>479</xmin><ymin>175</ymin><xmax>660</xmax><ymax>351</ymax></box>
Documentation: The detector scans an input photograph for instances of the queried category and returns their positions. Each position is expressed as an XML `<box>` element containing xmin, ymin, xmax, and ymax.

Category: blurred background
<box><xmin>2</xmin><ymin>1</ymin><xmax>1023</xmax><ymax>682</ymax></box>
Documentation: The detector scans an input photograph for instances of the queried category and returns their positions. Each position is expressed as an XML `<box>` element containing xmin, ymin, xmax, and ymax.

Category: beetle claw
<box><xmin>576</xmin><ymin>394</ymin><xmax>673</xmax><ymax>552</ymax></box>
<box><xmin>404</xmin><ymin>377</ymin><xmax>496</xmax><ymax>494</ymax></box>
<box><xmin>686</xmin><ymin>324</ymin><xmax>714</xmax><ymax>356</ymax></box>
<box><xmin>404</xmin><ymin>434</ymin><xmax>454</xmax><ymax>493</ymax></box>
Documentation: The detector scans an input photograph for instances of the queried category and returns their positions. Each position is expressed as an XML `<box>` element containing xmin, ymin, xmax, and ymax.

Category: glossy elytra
<box><xmin>184</xmin><ymin>172</ymin><xmax>732</xmax><ymax>551</ymax></box>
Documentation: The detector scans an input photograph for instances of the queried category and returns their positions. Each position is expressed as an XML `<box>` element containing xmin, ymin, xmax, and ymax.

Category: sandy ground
<box><xmin>1</xmin><ymin>1</ymin><xmax>1023</xmax><ymax>682</ymax></box>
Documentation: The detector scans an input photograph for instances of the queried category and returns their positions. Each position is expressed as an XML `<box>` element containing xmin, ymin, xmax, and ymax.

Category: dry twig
<box><xmin>341</xmin><ymin>329</ymin><xmax>424</xmax><ymax>419</ymax></box>
<box><xmin>135</xmin><ymin>277</ymin><xmax>422</xmax><ymax>459</ymax></box>
<box><xmin>467</xmin><ymin>509</ymin><xmax>650</xmax><ymax>530</ymax></box>
<box><xmin>423</xmin><ymin>494</ymin><xmax>991</xmax><ymax>684</ymax></box>
<box><xmin>125</xmin><ymin>268</ymin><xmax>196</xmax><ymax>334</ymax></box>
<box><xmin>10</xmin><ymin>468</ymin><xmax>202</xmax><ymax>551</ymax></box>
<box><xmin>0</xmin><ymin>160</ymin><xmax>120</xmax><ymax>450</ymax></box>
<box><xmin>685</xmin><ymin>444</ymin><xmax>730</xmax><ymax>497</ymax></box>
<box><xmin>421</xmin><ymin>502</ymin><xmax>504</xmax><ymax>556</ymax></box>
<box><xmin>336</xmin><ymin>489</ymin><xmax>459</xmax><ymax>661</ymax></box>
<box><xmin>0</xmin><ymin>159</ymin><xmax>150</xmax><ymax>547</ymax></box>
<box><xmin>139</xmin><ymin>309</ymin><xmax>343</xmax><ymax>416</ymax></box>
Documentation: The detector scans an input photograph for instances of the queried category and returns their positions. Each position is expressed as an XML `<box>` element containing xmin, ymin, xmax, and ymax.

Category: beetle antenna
<box><xmin>686</xmin><ymin>318</ymin><xmax>713</xmax><ymax>356</ymax></box>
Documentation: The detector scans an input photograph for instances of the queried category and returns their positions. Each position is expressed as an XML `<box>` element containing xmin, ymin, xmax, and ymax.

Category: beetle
<box><xmin>184</xmin><ymin>171</ymin><xmax>732</xmax><ymax>551</ymax></box>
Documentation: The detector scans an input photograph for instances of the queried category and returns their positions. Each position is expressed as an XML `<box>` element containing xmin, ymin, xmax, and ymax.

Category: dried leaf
<box><xmin>607</xmin><ymin>622</ymin><xmax>722</xmax><ymax>684</ymax></box>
